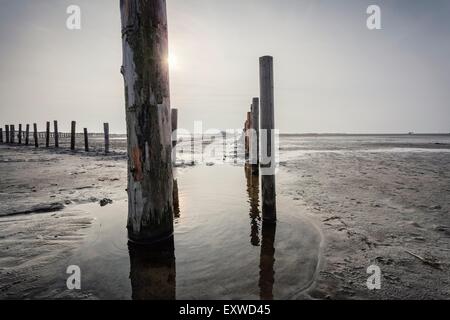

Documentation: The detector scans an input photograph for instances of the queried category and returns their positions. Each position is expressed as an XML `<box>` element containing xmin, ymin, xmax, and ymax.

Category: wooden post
<box><xmin>171</xmin><ymin>109</ymin><xmax>178</xmax><ymax>147</ymax></box>
<box><xmin>18</xmin><ymin>124</ymin><xmax>22</xmax><ymax>144</ymax></box>
<box><xmin>0</xmin><ymin>128</ymin><xmax>2</xmax><ymax>143</ymax></box>
<box><xmin>84</xmin><ymin>128</ymin><xmax>89</xmax><ymax>152</ymax></box>
<box><xmin>45</xmin><ymin>122</ymin><xmax>50</xmax><ymax>148</ymax></box>
<box><xmin>10</xmin><ymin>125</ymin><xmax>15</xmax><ymax>144</ymax></box>
<box><xmin>103</xmin><ymin>123</ymin><xmax>110</xmax><ymax>154</ymax></box>
<box><xmin>25</xmin><ymin>124</ymin><xmax>30</xmax><ymax>145</ymax></box>
<box><xmin>171</xmin><ymin>108</ymin><xmax>178</xmax><ymax>163</ymax></box>
<box><xmin>259</xmin><ymin>56</ymin><xmax>276</xmax><ymax>222</ymax></box>
<box><xmin>5</xmin><ymin>125</ymin><xmax>10</xmax><ymax>144</ymax></box>
<box><xmin>250</xmin><ymin>98</ymin><xmax>260</xmax><ymax>173</ymax></box>
<box><xmin>120</xmin><ymin>0</ymin><xmax>174</xmax><ymax>242</ymax></box>
<box><xmin>33</xmin><ymin>123</ymin><xmax>39</xmax><ymax>148</ymax></box>
<box><xmin>54</xmin><ymin>121</ymin><xmax>59</xmax><ymax>148</ymax></box>
<box><xmin>70</xmin><ymin>121</ymin><xmax>76</xmax><ymax>150</ymax></box>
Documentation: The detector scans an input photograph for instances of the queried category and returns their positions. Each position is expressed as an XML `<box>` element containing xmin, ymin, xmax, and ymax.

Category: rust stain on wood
<box><xmin>131</xmin><ymin>147</ymin><xmax>144</xmax><ymax>181</ymax></box>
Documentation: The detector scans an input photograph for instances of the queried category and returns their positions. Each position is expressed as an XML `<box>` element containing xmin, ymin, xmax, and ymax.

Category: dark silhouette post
<box><xmin>10</xmin><ymin>125</ymin><xmax>15</xmax><ymax>144</ymax></box>
<box><xmin>45</xmin><ymin>122</ymin><xmax>50</xmax><ymax>148</ymax></box>
<box><xmin>18</xmin><ymin>124</ymin><xmax>22</xmax><ymax>144</ymax></box>
<box><xmin>25</xmin><ymin>124</ymin><xmax>30</xmax><ymax>145</ymax></box>
<box><xmin>103</xmin><ymin>123</ymin><xmax>110</xmax><ymax>154</ymax></box>
<box><xmin>33</xmin><ymin>123</ymin><xmax>38</xmax><ymax>148</ymax></box>
<box><xmin>5</xmin><ymin>125</ymin><xmax>10</xmax><ymax>144</ymax></box>
<box><xmin>54</xmin><ymin>121</ymin><xmax>59</xmax><ymax>148</ymax></box>
<box><xmin>70</xmin><ymin>121</ymin><xmax>76</xmax><ymax>150</ymax></box>
<box><xmin>84</xmin><ymin>128</ymin><xmax>89</xmax><ymax>152</ymax></box>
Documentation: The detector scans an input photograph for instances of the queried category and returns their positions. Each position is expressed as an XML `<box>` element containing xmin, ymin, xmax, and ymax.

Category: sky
<box><xmin>0</xmin><ymin>0</ymin><xmax>449</xmax><ymax>134</ymax></box>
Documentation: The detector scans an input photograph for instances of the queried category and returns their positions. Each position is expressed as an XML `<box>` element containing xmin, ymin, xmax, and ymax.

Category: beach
<box><xmin>0</xmin><ymin>135</ymin><xmax>449</xmax><ymax>299</ymax></box>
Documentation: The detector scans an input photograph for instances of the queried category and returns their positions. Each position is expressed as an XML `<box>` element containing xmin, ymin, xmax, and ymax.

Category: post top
<box><xmin>259</xmin><ymin>55</ymin><xmax>273</xmax><ymax>61</ymax></box>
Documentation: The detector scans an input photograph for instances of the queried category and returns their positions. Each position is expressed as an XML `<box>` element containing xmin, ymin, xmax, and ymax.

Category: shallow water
<box><xmin>57</xmin><ymin>165</ymin><xmax>322</xmax><ymax>300</ymax></box>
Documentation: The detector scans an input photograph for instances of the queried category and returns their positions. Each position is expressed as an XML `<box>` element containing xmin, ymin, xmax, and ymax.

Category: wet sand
<box><xmin>0</xmin><ymin>135</ymin><xmax>449</xmax><ymax>299</ymax></box>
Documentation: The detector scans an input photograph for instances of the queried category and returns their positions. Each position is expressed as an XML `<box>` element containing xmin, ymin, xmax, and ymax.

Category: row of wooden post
<box><xmin>0</xmin><ymin>121</ymin><xmax>110</xmax><ymax>154</ymax></box>
<box><xmin>244</xmin><ymin>56</ymin><xmax>277</xmax><ymax>223</ymax></box>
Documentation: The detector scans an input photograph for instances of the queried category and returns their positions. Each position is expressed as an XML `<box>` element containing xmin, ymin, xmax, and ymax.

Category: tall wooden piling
<box><xmin>103</xmin><ymin>123</ymin><xmax>109</xmax><ymax>154</ymax></box>
<box><xmin>33</xmin><ymin>123</ymin><xmax>38</xmax><ymax>148</ymax></box>
<box><xmin>18</xmin><ymin>124</ymin><xmax>22</xmax><ymax>144</ymax></box>
<box><xmin>25</xmin><ymin>124</ymin><xmax>30</xmax><ymax>145</ymax></box>
<box><xmin>259</xmin><ymin>56</ymin><xmax>276</xmax><ymax>222</ymax></box>
<box><xmin>84</xmin><ymin>128</ymin><xmax>89</xmax><ymax>152</ymax></box>
<box><xmin>120</xmin><ymin>0</ymin><xmax>174</xmax><ymax>242</ymax></box>
<box><xmin>0</xmin><ymin>128</ymin><xmax>3</xmax><ymax>143</ymax></box>
<box><xmin>10</xmin><ymin>125</ymin><xmax>15</xmax><ymax>144</ymax></box>
<box><xmin>54</xmin><ymin>121</ymin><xmax>59</xmax><ymax>148</ymax></box>
<box><xmin>71</xmin><ymin>121</ymin><xmax>76</xmax><ymax>150</ymax></box>
<box><xmin>45</xmin><ymin>122</ymin><xmax>50</xmax><ymax>148</ymax></box>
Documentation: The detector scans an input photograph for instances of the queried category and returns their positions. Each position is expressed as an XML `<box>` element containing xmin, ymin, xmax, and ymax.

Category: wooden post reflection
<box><xmin>259</xmin><ymin>221</ymin><xmax>276</xmax><ymax>300</ymax></box>
<box><xmin>245</xmin><ymin>165</ymin><xmax>260</xmax><ymax>246</ymax></box>
<box><xmin>128</xmin><ymin>237</ymin><xmax>176</xmax><ymax>300</ymax></box>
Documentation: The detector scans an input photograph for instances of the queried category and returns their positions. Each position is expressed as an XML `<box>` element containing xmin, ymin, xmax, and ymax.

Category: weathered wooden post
<box><xmin>10</xmin><ymin>125</ymin><xmax>15</xmax><ymax>144</ymax></box>
<box><xmin>18</xmin><ymin>124</ymin><xmax>22</xmax><ymax>144</ymax></box>
<box><xmin>70</xmin><ymin>121</ymin><xmax>76</xmax><ymax>150</ymax></box>
<box><xmin>25</xmin><ymin>124</ymin><xmax>30</xmax><ymax>145</ymax></box>
<box><xmin>45</xmin><ymin>122</ymin><xmax>50</xmax><ymax>148</ymax></box>
<box><xmin>33</xmin><ymin>123</ymin><xmax>39</xmax><ymax>148</ymax></box>
<box><xmin>250</xmin><ymin>98</ymin><xmax>260</xmax><ymax>173</ymax></box>
<box><xmin>53</xmin><ymin>121</ymin><xmax>59</xmax><ymax>148</ymax></box>
<box><xmin>259</xmin><ymin>56</ymin><xmax>276</xmax><ymax>222</ymax></box>
<box><xmin>5</xmin><ymin>125</ymin><xmax>10</xmax><ymax>144</ymax></box>
<box><xmin>120</xmin><ymin>0</ymin><xmax>174</xmax><ymax>242</ymax></box>
<box><xmin>84</xmin><ymin>128</ymin><xmax>89</xmax><ymax>152</ymax></box>
<box><xmin>103</xmin><ymin>123</ymin><xmax>110</xmax><ymax>154</ymax></box>
<box><xmin>0</xmin><ymin>128</ymin><xmax>3</xmax><ymax>143</ymax></box>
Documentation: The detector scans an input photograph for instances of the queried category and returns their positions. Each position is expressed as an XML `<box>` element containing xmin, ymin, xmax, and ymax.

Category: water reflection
<box><xmin>259</xmin><ymin>221</ymin><xmax>276</xmax><ymax>300</ymax></box>
<box><xmin>245</xmin><ymin>164</ymin><xmax>277</xmax><ymax>300</ymax></box>
<box><xmin>245</xmin><ymin>165</ymin><xmax>261</xmax><ymax>246</ymax></box>
<box><xmin>128</xmin><ymin>237</ymin><xmax>176</xmax><ymax>300</ymax></box>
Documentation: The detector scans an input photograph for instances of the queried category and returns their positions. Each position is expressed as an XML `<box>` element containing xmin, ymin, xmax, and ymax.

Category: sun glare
<box><xmin>168</xmin><ymin>53</ymin><xmax>178</xmax><ymax>70</ymax></box>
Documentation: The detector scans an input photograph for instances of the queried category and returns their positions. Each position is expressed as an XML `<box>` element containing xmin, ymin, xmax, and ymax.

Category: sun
<box><xmin>168</xmin><ymin>53</ymin><xmax>178</xmax><ymax>70</ymax></box>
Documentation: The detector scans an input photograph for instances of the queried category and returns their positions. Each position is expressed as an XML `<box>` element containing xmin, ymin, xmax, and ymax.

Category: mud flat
<box><xmin>278</xmin><ymin>138</ymin><xmax>450</xmax><ymax>299</ymax></box>
<box><xmin>1</xmin><ymin>135</ymin><xmax>449</xmax><ymax>299</ymax></box>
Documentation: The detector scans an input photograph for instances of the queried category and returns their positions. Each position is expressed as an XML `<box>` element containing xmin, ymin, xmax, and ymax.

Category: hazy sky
<box><xmin>0</xmin><ymin>0</ymin><xmax>449</xmax><ymax>133</ymax></box>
